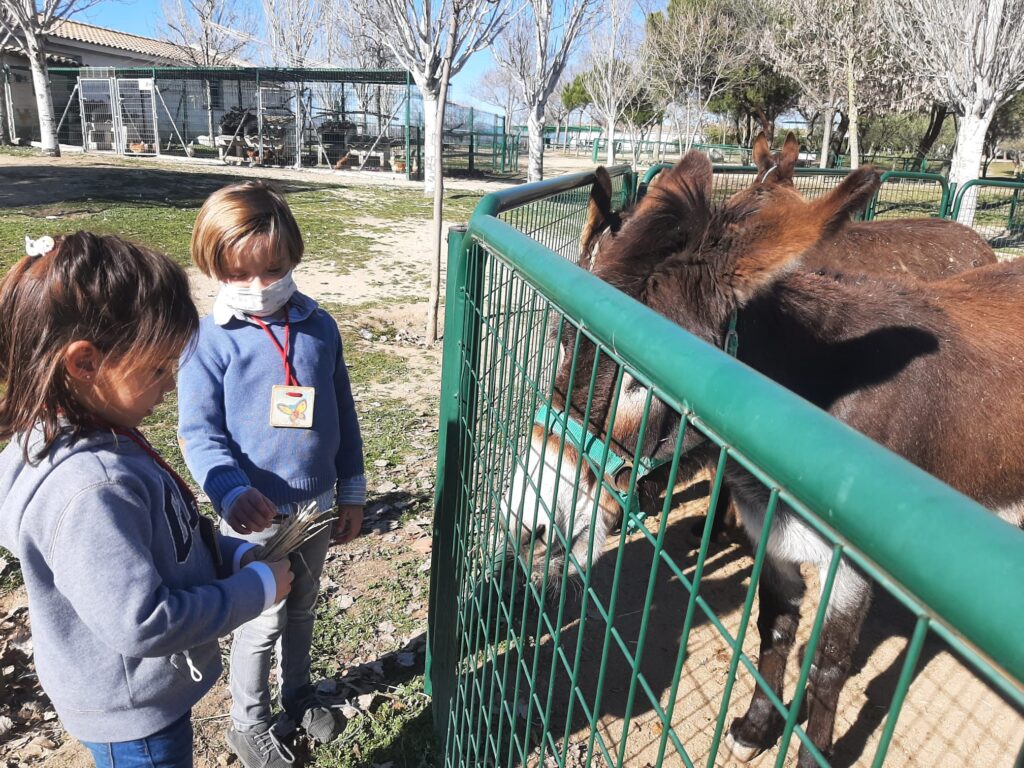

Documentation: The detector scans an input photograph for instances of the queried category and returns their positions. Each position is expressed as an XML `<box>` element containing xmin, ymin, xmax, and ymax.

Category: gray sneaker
<box><xmin>226</xmin><ymin>722</ymin><xmax>296</xmax><ymax>768</ymax></box>
<box><xmin>284</xmin><ymin>686</ymin><xmax>346</xmax><ymax>745</ymax></box>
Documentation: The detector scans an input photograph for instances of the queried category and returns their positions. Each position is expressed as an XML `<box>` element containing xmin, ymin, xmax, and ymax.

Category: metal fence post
<box><xmin>404</xmin><ymin>77</ymin><xmax>412</xmax><ymax>181</ymax></box>
<box><xmin>427</xmin><ymin>224</ymin><xmax>481</xmax><ymax>757</ymax></box>
<box><xmin>468</xmin><ymin>106</ymin><xmax>475</xmax><ymax>173</ymax></box>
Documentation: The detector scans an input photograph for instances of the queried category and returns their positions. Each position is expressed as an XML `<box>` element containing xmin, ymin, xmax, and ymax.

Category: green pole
<box><xmin>468</xmin><ymin>106</ymin><xmax>474</xmax><ymax>173</ymax></box>
<box><xmin>404</xmin><ymin>75</ymin><xmax>411</xmax><ymax>181</ymax></box>
<box><xmin>426</xmin><ymin>223</ymin><xmax>480</xmax><ymax>757</ymax></box>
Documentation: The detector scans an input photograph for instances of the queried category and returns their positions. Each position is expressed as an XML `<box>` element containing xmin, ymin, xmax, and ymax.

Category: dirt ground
<box><xmin>1</xmin><ymin>150</ymin><xmax>1022</xmax><ymax>767</ymax></box>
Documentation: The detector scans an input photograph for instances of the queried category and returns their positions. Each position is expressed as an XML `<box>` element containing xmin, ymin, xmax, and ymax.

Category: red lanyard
<box><xmin>249</xmin><ymin>314</ymin><xmax>300</xmax><ymax>386</ymax></box>
<box><xmin>113</xmin><ymin>427</ymin><xmax>198</xmax><ymax>513</ymax></box>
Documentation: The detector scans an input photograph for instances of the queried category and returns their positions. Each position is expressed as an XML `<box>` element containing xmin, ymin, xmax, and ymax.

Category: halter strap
<box><xmin>758</xmin><ymin>164</ymin><xmax>779</xmax><ymax>183</ymax></box>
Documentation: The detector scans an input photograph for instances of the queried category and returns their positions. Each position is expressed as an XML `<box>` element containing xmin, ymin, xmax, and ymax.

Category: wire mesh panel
<box><xmin>496</xmin><ymin>167</ymin><xmax>633</xmax><ymax>261</ymax></box>
<box><xmin>429</xmin><ymin>172</ymin><xmax>1024</xmax><ymax>768</ymax></box>
<box><xmin>952</xmin><ymin>180</ymin><xmax>1024</xmax><ymax>260</ymax></box>
<box><xmin>116</xmin><ymin>78</ymin><xmax>158</xmax><ymax>155</ymax></box>
<box><xmin>639</xmin><ymin>165</ymin><xmax>851</xmax><ymax>205</ymax></box>
<box><xmin>867</xmin><ymin>172</ymin><xmax>950</xmax><ymax>220</ymax></box>
<box><xmin>78</xmin><ymin>77</ymin><xmax>117</xmax><ymax>152</ymax></box>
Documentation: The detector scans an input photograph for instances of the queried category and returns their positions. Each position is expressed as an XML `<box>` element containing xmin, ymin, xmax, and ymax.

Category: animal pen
<box><xmin>47</xmin><ymin>66</ymin><xmax>517</xmax><ymax>178</ymax></box>
<box><xmin>426</xmin><ymin>168</ymin><xmax>1024</xmax><ymax>766</ymax></box>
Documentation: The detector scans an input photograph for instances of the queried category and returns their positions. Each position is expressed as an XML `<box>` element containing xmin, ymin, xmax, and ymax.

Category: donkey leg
<box><xmin>726</xmin><ymin>558</ymin><xmax>804</xmax><ymax>762</ymax></box>
<box><xmin>796</xmin><ymin>563</ymin><xmax>871</xmax><ymax>768</ymax></box>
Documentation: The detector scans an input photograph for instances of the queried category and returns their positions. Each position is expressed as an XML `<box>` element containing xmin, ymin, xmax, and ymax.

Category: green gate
<box><xmin>952</xmin><ymin>179</ymin><xmax>1024</xmax><ymax>258</ymax></box>
<box><xmin>428</xmin><ymin>170</ymin><xmax>1024</xmax><ymax>768</ymax></box>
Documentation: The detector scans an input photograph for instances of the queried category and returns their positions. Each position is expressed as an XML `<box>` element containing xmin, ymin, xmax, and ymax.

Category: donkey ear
<box><xmin>635</xmin><ymin>150</ymin><xmax>713</xmax><ymax>238</ymax></box>
<box><xmin>777</xmin><ymin>132</ymin><xmax>800</xmax><ymax>182</ymax></box>
<box><xmin>752</xmin><ymin>133</ymin><xmax>772</xmax><ymax>174</ymax></box>
<box><xmin>726</xmin><ymin>166</ymin><xmax>881</xmax><ymax>303</ymax></box>
<box><xmin>646</xmin><ymin>150</ymin><xmax>713</xmax><ymax>210</ymax></box>
<box><xmin>811</xmin><ymin>165</ymin><xmax>881</xmax><ymax>235</ymax></box>
<box><xmin>600</xmin><ymin>151</ymin><xmax>713</xmax><ymax>272</ymax></box>
<box><xmin>579</xmin><ymin>166</ymin><xmax>619</xmax><ymax>270</ymax></box>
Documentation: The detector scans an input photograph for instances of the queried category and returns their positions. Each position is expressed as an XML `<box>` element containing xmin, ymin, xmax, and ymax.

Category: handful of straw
<box><xmin>256</xmin><ymin>500</ymin><xmax>338</xmax><ymax>561</ymax></box>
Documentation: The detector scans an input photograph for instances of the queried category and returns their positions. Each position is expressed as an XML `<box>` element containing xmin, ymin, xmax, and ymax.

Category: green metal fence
<box><xmin>865</xmin><ymin>171</ymin><xmax>951</xmax><ymax>220</ymax></box>
<box><xmin>640</xmin><ymin>164</ymin><xmax>852</xmax><ymax>205</ymax></box>
<box><xmin>428</xmin><ymin>169</ymin><xmax>1024</xmax><ymax>768</ymax></box>
<box><xmin>641</xmin><ymin>164</ymin><xmax>1024</xmax><ymax>257</ymax></box>
<box><xmin>951</xmin><ymin>179</ymin><xmax>1024</xmax><ymax>258</ymax></box>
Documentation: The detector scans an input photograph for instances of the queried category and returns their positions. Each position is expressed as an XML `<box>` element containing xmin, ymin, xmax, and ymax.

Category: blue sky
<box><xmin>80</xmin><ymin>0</ymin><xmax>498</xmax><ymax>111</ymax></box>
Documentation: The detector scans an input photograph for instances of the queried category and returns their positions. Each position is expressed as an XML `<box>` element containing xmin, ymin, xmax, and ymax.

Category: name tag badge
<box><xmin>270</xmin><ymin>385</ymin><xmax>316</xmax><ymax>428</ymax></box>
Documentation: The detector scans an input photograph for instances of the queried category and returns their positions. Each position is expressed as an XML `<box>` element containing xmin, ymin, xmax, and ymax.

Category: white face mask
<box><xmin>217</xmin><ymin>270</ymin><xmax>297</xmax><ymax>317</ymax></box>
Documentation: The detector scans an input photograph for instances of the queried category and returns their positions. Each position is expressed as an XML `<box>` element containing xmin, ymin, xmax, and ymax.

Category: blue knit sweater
<box><xmin>178</xmin><ymin>292</ymin><xmax>364</xmax><ymax>511</ymax></box>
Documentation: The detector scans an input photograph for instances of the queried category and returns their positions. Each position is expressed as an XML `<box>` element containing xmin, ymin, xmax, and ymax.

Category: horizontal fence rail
<box><xmin>429</xmin><ymin>168</ymin><xmax>1024</xmax><ymax>768</ymax></box>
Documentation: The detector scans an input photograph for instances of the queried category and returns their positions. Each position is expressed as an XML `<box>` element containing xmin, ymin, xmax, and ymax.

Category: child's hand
<box><xmin>266</xmin><ymin>557</ymin><xmax>294</xmax><ymax>603</ymax></box>
<box><xmin>225</xmin><ymin>488</ymin><xmax>277</xmax><ymax>534</ymax></box>
<box><xmin>332</xmin><ymin>504</ymin><xmax>364</xmax><ymax>544</ymax></box>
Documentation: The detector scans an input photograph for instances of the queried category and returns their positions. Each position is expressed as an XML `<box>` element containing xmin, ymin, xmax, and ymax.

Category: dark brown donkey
<box><xmin>745</xmin><ymin>132</ymin><xmax>997</xmax><ymax>280</ymax></box>
<box><xmin>508</xmin><ymin>152</ymin><xmax>1024</xmax><ymax>767</ymax></box>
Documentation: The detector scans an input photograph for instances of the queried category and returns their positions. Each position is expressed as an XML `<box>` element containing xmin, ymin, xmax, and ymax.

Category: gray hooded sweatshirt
<box><xmin>0</xmin><ymin>427</ymin><xmax>274</xmax><ymax>742</ymax></box>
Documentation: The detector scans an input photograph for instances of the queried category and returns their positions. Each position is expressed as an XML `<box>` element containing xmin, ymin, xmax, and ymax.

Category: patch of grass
<box><xmin>313</xmin><ymin>679</ymin><xmax>436</xmax><ymax>768</ymax></box>
<box><xmin>0</xmin><ymin>145</ymin><xmax>37</xmax><ymax>158</ymax></box>
<box><xmin>0</xmin><ymin>546</ymin><xmax>23</xmax><ymax>596</ymax></box>
<box><xmin>0</xmin><ymin>183</ymin><xmax>476</xmax><ymax>274</ymax></box>
<box><xmin>344</xmin><ymin>341</ymin><xmax>410</xmax><ymax>388</ymax></box>
<box><xmin>311</xmin><ymin>558</ymin><xmax>426</xmax><ymax>678</ymax></box>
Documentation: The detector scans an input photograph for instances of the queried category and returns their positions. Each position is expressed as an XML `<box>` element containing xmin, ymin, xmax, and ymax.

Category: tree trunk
<box><xmin>830</xmin><ymin>112</ymin><xmax>849</xmax><ymax>165</ymax></box>
<box><xmin>27</xmin><ymin>43</ymin><xmax>60</xmax><ymax>156</ymax></box>
<box><xmin>527</xmin><ymin>100</ymin><xmax>546</xmax><ymax>183</ymax></box>
<box><xmin>205</xmin><ymin>79</ymin><xmax>215</xmax><ymax>147</ymax></box>
<box><xmin>845</xmin><ymin>46</ymin><xmax>859</xmax><ymax>170</ymax></box>
<box><xmin>820</xmin><ymin>106</ymin><xmax>834</xmax><ymax>169</ymax></box>
<box><xmin>755</xmin><ymin>110</ymin><xmax>774</xmax><ymax>144</ymax></box>
<box><xmin>0</xmin><ymin>57</ymin><xmax>10</xmax><ymax>146</ymax></box>
<box><xmin>606</xmin><ymin>114</ymin><xmax>615</xmax><ymax>165</ymax></box>
<box><xmin>427</xmin><ymin>88</ymin><xmax>446</xmax><ymax>342</ymax></box>
<box><xmin>914</xmin><ymin>102</ymin><xmax>948</xmax><ymax>166</ymax></box>
<box><xmin>951</xmin><ymin>104</ymin><xmax>997</xmax><ymax>224</ymax></box>
<box><xmin>421</xmin><ymin>88</ymin><xmax>441</xmax><ymax>196</ymax></box>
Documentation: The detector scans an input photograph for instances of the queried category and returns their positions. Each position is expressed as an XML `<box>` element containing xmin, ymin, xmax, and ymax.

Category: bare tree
<box><xmin>581</xmin><ymin>0</ymin><xmax>642</xmax><ymax>165</ymax></box>
<box><xmin>0</xmin><ymin>29</ymin><xmax>11</xmax><ymax>145</ymax></box>
<box><xmin>261</xmin><ymin>0</ymin><xmax>326</xmax><ymax>67</ymax></box>
<box><xmin>493</xmin><ymin>0</ymin><xmax>598</xmax><ymax>181</ymax></box>
<box><xmin>0</xmin><ymin>0</ymin><xmax>97</xmax><ymax>156</ymax></box>
<box><xmin>160</xmin><ymin>0</ymin><xmax>254</xmax><ymax>144</ymax></box>
<box><xmin>758</xmin><ymin>0</ymin><xmax>916</xmax><ymax>167</ymax></box>
<box><xmin>478</xmin><ymin>66</ymin><xmax>526</xmax><ymax>129</ymax></box>
<box><xmin>363</xmin><ymin>0</ymin><xmax>512</xmax><ymax>342</ymax></box>
<box><xmin>161</xmin><ymin>0</ymin><xmax>252</xmax><ymax>66</ymax></box>
<box><xmin>324</xmin><ymin>7</ymin><xmax>401</xmax><ymax>133</ymax></box>
<box><xmin>885</xmin><ymin>0</ymin><xmax>1024</xmax><ymax>192</ymax></box>
<box><xmin>643</xmin><ymin>0</ymin><xmax>753</xmax><ymax>154</ymax></box>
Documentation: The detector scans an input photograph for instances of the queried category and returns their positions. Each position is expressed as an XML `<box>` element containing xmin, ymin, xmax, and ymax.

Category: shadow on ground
<box><xmin>0</xmin><ymin>163</ymin><xmax>334</xmax><ymax>208</ymax></box>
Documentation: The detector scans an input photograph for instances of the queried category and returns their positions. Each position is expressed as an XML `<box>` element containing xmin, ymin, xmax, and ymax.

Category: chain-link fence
<box><xmin>48</xmin><ymin>66</ymin><xmax>523</xmax><ymax>178</ymax></box>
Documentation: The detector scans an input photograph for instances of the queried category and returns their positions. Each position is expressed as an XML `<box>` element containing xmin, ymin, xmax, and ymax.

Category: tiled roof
<box><xmin>47</xmin><ymin>18</ymin><xmax>191</xmax><ymax>63</ymax></box>
<box><xmin>0</xmin><ymin>45</ymin><xmax>79</xmax><ymax>66</ymax></box>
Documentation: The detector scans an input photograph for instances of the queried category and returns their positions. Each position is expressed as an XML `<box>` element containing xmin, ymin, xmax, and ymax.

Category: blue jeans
<box><xmin>81</xmin><ymin>712</ymin><xmax>193</xmax><ymax>768</ymax></box>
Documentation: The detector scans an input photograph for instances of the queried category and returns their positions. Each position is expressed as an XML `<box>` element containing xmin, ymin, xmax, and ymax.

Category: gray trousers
<box><xmin>222</xmin><ymin>497</ymin><xmax>333</xmax><ymax>730</ymax></box>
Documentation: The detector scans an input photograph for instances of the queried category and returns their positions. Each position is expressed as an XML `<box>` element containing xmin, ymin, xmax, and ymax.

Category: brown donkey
<box><xmin>508</xmin><ymin>152</ymin><xmax>1024</xmax><ymax>767</ymax></box>
<box><xmin>744</xmin><ymin>132</ymin><xmax>997</xmax><ymax>280</ymax></box>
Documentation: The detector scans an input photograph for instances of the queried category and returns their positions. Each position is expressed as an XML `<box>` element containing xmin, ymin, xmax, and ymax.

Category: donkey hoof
<box><xmin>725</xmin><ymin>732</ymin><xmax>764</xmax><ymax>763</ymax></box>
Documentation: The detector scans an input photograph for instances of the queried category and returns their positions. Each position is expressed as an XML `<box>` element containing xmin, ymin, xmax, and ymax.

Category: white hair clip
<box><xmin>25</xmin><ymin>235</ymin><xmax>55</xmax><ymax>258</ymax></box>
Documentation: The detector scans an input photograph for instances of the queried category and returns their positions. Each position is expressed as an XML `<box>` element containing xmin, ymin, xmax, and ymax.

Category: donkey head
<box><xmin>751</xmin><ymin>131</ymin><xmax>801</xmax><ymax>187</ymax></box>
<box><xmin>505</xmin><ymin>152</ymin><xmax>880</xmax><ymax>588</ymax></box>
